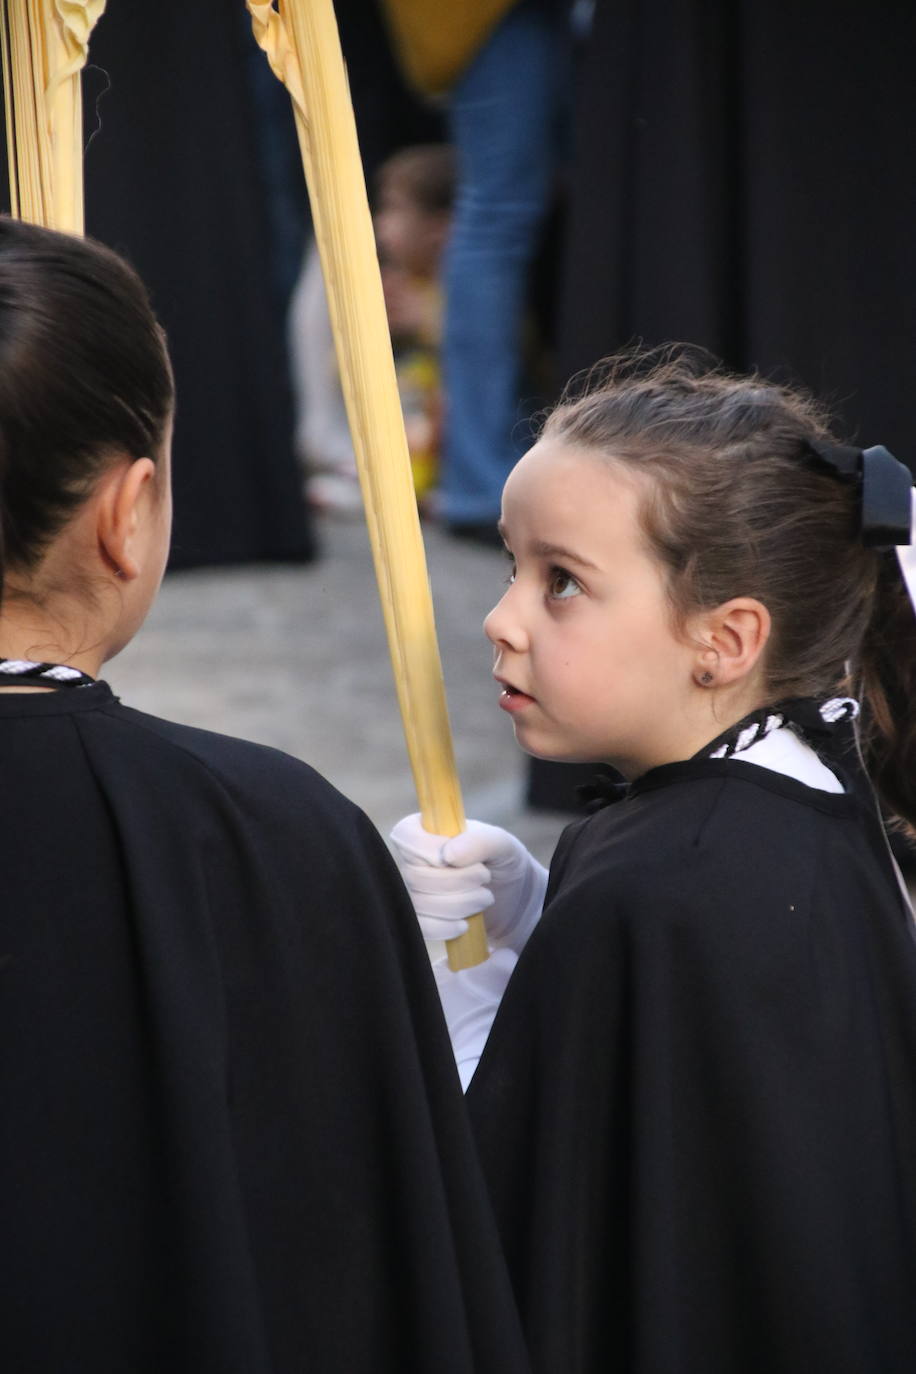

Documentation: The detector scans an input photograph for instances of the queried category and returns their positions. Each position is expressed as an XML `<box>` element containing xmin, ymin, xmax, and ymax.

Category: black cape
<box><xmin>467</xmin><ymin>752</ymin><xmax>916</xmax><ymax>1372</ymax></box>
<box><xmin>80</xmin><ymin>4</ymin><xmax>314</xmax><ymax>569</ymax></box>
<box><xmin>0</xmin><ymin>684</ymin><xmax>528</xmax><ymax>1374</ymax></box>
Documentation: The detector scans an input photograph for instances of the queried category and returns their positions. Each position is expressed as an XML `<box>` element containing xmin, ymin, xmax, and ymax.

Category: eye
<box><xmin>502</xmin><ymin>547</ymin><xmax>516</xmax><ymax>584</ymax></box>
<box><xmin>547</xmin><ymin>566</ymin><xmax>581</xmax><ymax>600</ymax></box>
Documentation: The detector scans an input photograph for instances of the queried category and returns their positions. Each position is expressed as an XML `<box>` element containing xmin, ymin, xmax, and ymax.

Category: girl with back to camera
<box><xmin>0</xmin><ymin>218</ymin><xmax>530</xmax><ymax>1374</ymax></box>
<box><xmin>392</xmin><ymin>347</ymin><xmax>916</xmax><ymax>1372</ymax></box>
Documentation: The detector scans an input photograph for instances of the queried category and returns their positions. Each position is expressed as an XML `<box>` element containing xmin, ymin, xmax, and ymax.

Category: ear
<box><xmin>96</xmin><ymin>457</ymin><xmax>157</xmax><ymax>581</ymax></box>
<box><xmin>692</xmin><ymin>597</ymin><xmax>771</xmax><ymax>687</ymax></box>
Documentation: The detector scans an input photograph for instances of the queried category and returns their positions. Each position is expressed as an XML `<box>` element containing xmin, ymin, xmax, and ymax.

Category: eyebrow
<box><xmin>497</xmin><ymin>526</ymin><xmax>599</xmax><ymax>571</ymax></box>
<box><xmin>534</xmin><ymin>542</ymin><xmax>600</xmax><ymax>570</ymax></box>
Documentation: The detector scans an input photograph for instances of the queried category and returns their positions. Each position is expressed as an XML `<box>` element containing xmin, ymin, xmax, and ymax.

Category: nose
<box><xmin>484</xmin><ymin>584</ymin><xmax>527</xmax><ymax>651</ymax></box>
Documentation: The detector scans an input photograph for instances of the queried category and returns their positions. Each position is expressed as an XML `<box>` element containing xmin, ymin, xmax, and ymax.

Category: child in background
<box><xmin>376</xmin><ymin>143</ymin><xmax>455</xmax><ymax>510</ymax></box>
<box><xmin>293</xmin><ymin>143</ymin><xmax>455</xmax><ymax>516</ymax></box>
<box><xmin>0</xmin><ymin>218</ymin><xmax>528</xmax><ymax>1374</ymax></box>
<box><xmin>392</xmin><ymin>347</ymin><xmax>916</xmax><ymax>1372</ymax></box>
<box><xmin>288</xmin><ymin>238</ymin><xmax>359</xmax><ymax>514</ymax></box>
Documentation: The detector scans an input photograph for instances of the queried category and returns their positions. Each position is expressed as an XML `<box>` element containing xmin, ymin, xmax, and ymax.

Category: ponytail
<box><xmin>856</xmin><ymin>553</ymin><xmax>916</xmax><ymax>839</ymax></box>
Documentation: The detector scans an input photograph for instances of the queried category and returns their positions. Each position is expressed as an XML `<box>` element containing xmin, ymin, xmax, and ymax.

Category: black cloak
<box><xmin>467</xmin><ymin>750</ymin><xmax>916</xmax><ymax>1372</ymax></box>
<box><xmin>80</xmin><ymin>4</ymin><xmax>314</xmax><ymax>570</ymax></box>
<box><xmin>0</xmin><ymin>684</ymin><xmax>529</xmax><ymax>1374</ymax></box>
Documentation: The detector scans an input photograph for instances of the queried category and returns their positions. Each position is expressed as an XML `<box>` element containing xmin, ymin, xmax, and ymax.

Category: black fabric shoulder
<box><xmin>0</xmin><ymin>679</ymin><xmax>115</xmax><ymax>716</ymax></box>
<box><xmin>468</xmin><ymin>755</ymin><xmax>916</xmax><ymax>1372</ymax></box>
<box><xmin>0</xmin><ymin>689</ymin><xmax>529</xmax><ymax>1372</ymax></box>
<box><xmin>539</xmin><ymin>760</ymin><xmax>867</xmax><ymax>937</ymax></box>
<box><xmin>628</xmin><ymin>754</ymin><xmax>858</xmax><ymax>814</ymax></box>
<box><xmin>95</xmin><ymin>695</ymin><xmax>362</xmax><ymax>832</ymax></box>
<box><xmin>542</xmin><ymin>812</ymin><xmax>592</xmax><ymax>905</ymax></box>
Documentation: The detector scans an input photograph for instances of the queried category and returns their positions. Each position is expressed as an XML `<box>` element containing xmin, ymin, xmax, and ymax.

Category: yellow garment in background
<box><xmin>379</xmin><ymin>0</ymin><xmax>518</xmax><ymax>96</ymax></box>
<box><xmin>390</xmin><ymin>276</ymin><xmax>444</xmax><ymax>502</ymax></box>
<box><xmin>396</xmin><ymin>345</ymin><xmax>440</xmax><ymax>500</ymax></box>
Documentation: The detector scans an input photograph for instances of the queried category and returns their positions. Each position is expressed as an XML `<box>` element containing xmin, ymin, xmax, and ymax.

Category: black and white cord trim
<box><xmin>0</xmin><ymin>658</ymin><xmax>96</xmax><ymax>688</ymax></box>
<box><xmin>707</xmin><ymin>697</ymin><xmax>859</xmax><ymax>761</ymax></box>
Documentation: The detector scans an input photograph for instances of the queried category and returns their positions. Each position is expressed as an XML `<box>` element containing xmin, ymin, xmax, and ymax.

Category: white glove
<box><xmin>389</xmin><ymin>814</ymin><xmax>548</xmax><ymax>954</ymax></box>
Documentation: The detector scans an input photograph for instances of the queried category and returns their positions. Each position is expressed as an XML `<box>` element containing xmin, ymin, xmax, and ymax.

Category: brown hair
<box><xmin>543</xmin><ymin>345</ymin><xmax>916</xmax><ymax>834</ymax></box>
<box><xmin>0</xmin><ymin>217</ymin><xmax>174</xmax><ymax>603</ymax></box>
<box><xmin>376</xmin><ymin>144</ymin><xmax>457</xmax><ymax>216</ymax></box>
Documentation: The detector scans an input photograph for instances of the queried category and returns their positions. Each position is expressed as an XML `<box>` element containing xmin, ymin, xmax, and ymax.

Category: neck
<box><xmin>0</xmin><ymin>593</ymin><xmax>106</xmax><ymax>681</ymax></box>
<box><xmin>688</xmin><ymin>689</ymin><xmax>771</xmax><ymax>758</ymax></box>
<box><xmin>617</xmin><ymin>685</ymin><xmax>769</xmax><ymax>780</ymax></box>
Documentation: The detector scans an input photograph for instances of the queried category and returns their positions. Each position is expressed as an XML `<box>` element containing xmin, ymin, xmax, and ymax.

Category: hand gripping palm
<box><xmin>389</xmin><ymin>815</ymin><xmax>548</xmax><ymax>956</ymax></box>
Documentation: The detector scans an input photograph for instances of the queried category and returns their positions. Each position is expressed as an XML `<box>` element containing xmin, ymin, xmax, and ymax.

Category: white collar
<box><xmin>730</xmin><ymin>725</ymin><xmax>844</xmax><ymax>793</ymax></box>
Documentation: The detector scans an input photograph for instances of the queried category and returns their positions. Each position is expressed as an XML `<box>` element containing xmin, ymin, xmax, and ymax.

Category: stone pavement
<box><xmin>107</xmin><ymin>514</ymin><xmax>571</xmax><ymax>866</ymax></box>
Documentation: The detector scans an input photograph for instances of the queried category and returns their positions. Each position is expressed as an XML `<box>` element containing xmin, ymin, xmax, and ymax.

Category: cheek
<box><xmin>563</xmin><ymin>609</ymin><xmax>673</xmax><ymax>694</ymax></box>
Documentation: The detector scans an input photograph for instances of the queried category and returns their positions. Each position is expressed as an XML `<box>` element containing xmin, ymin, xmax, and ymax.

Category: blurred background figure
<box><xmin>288</xmin><ymin>241</ymin><xmax>362</xmax><ymax>517</ymax></box>
<box><xmin>287</xmin><ymin>0</ymin><xmax>449</xmax><ymax>517</ymax></box>
<box><xmin>78</xmin><ymin>2</ymin><xmax>315</xmax><ymax>570</ymax></box>
<box><xmin>376</xmin><ymin>144</ymin><xmax>456</xmax><ymax>510</ymax></box>
<box><xmin>290</xmin><ymin>143</ymin><xmax>455</xmax><ymax>517</ymax></box>
<box><xmin>381</xmin><ymin>0</ymin><xmax>573</xmax><ymax>545</ymax></box>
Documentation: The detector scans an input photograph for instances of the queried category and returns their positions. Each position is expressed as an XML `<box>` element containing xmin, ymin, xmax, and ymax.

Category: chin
<box><xmin>516</xmin><ymin>732</ymin><xmax>593</xmax><ymax>765</ymax></box>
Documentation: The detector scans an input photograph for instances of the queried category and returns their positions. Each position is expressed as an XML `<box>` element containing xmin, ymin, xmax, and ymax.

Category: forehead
<box><xmin>377</xmin><ymin>179</ymin><xmax>423</xmax><ymax>211</ymax></box>
<box><xmin>502</xmin><ymin>440</ymin><xmax>644</xmax><ymax>539</ymax></box>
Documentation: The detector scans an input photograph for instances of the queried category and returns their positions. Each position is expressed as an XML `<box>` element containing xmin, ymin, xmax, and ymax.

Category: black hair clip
<box><xmin>805</xmin><ymin>440</ymin><xmax>913</xmax><ymax>550</ymax></box>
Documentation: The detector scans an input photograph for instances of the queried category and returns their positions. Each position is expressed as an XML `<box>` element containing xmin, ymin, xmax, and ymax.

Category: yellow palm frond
<box><xmin>2</xmin><ymin>0</ymin><xmax>106</xmax><ymax>232</ymax></box>
<box><xmin>248</xmin><ymin>0</ymin><xmax>488</xmax><ymax>968</ymax></box>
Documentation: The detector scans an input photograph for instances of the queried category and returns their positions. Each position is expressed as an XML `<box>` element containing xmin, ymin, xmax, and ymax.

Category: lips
<box><xmin>495</xmin><ymin>676</ymin><xmax>536</xmax><ymax>712</ymax></box>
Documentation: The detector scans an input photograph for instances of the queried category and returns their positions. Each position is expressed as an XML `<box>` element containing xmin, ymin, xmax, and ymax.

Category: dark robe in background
<box><xmin>80</xmin><ymin>3</ymin><xmax>314</xmax><ymax>569</ymax></box>
<box><xmin>530</xmin><ymin>0</ymin><xmax>916</xmax><ymax>811</ymax></box>
<box><xmin>74</xmin><ymin>2</ymin><xmax>441</xmax><ymax>569</ymax></box>
<box><xmin>558</xmin><ymin>0</ymin><xmax>916</xmax><ymax>448</ymax></box>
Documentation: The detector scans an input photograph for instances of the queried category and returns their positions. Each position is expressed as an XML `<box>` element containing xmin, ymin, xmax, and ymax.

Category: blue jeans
<box><xmin>442</xmin><ymin>0</ymin><xmax>569</xmax><ymax>524</ymax></box>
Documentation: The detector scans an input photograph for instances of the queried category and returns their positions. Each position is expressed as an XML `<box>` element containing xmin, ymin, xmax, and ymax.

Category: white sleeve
<box><xmin>432</xmin><ymin>947</ymin><xmax>518</xmax><ymax>1091</ymax></box>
